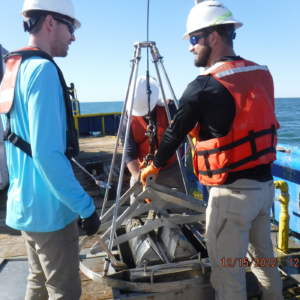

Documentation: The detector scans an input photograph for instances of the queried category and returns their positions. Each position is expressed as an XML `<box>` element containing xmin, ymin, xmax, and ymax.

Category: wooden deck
<box><xmin>1</xmin><ymin>136</ymin><xmax>300</xmax><ymax>299</ymax></box>
<box><xmin>0</xmin><ymin>136</ymin><xmax>127</xmax><ymax>300</ymax></box>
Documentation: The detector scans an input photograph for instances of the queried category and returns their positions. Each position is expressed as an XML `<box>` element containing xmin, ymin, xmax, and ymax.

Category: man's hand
<box><xmin>78</xmin><ymin>210</ymin><xmax>101</xmax><ymax>236</ymax></box>
<box><xmin>140</xmin><ymin>162</ymin><xmax>161</xmax><ymax>185</ymax></box>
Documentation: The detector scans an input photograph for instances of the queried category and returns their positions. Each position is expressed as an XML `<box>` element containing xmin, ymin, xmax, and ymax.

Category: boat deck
<box><xmin>1</xmin><ymin>136</ymin><xmax>300</xmax><ymax>299</ymax></box>
<box><xmin>0</xmin><ymin>136</ymin><xmax>128</xmax><ymax>300</ymax></box>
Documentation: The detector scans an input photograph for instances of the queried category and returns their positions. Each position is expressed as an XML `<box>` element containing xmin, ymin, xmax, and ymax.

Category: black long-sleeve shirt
<box><xmin>153</xmin><ymin>56</ymin><xmax>272</xmax><ymax>185</ymax></box>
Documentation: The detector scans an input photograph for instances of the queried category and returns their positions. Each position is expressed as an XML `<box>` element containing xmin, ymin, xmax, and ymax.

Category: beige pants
<box><xmin>206</xmin><ymin>179</ymin><xmax>283</xmax><ymax>300</ymax></box>
<box><xmin>22</xmin><ymin>220</ymin><xmax>81</xmax><ymax>300</ymax></box>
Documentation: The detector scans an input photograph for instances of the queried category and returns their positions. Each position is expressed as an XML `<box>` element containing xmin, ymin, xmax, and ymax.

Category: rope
<box><xmin>181</xmin><ymin>142</ymin><xmax>191</xmax><ymax>161</ymax></box>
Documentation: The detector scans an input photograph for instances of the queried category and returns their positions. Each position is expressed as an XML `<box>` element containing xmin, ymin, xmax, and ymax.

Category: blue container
<box><xmin>272</xmin><ymin>144</ymin><xmax>300</xmax><ymax>234</ymax></box>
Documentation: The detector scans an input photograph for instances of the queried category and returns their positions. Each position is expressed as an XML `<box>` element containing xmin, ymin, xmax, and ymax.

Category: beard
<box><xmin>52</xmin><ymin>29</ymin><xmax>70</xmax><ymax>58</ymax></box>
<box><xmin>52</xmin><ymin>39</ymin><xmax>68</xmax><ymax>58</ymax></box>
<box><xmin>194</xmin><ymin>43</ymin><xmax>212</xmax><ymax>68</ymax></box>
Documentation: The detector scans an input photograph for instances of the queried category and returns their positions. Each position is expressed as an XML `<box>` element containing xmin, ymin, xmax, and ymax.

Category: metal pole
<box><xmin>152</xmin><ymin>45</ymin><xmax>195</xmax><ymax>152</ymax></box>
<box><xmin>103</xmin><ymin>45</ymin><xmax>142</xmax><ymax>275</ymax></box>
<box><xmin>150</xmin><ymin>45</ymin><xmax>190</xmax><ymax>195</ymax></box>
<box><xmin>101</xmin><ymin>48</ymin><xmax>137</xmax><ymax>218</ymax></box>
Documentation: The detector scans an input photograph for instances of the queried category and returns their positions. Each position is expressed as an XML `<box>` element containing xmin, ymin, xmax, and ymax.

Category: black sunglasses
<box><xmin>53</xmin><ymin>17</ymin><xmax>76</xmax><ymax>35</ymax></box>
<box><xmin>189</xmin><ymin>32</ymin><xmax>211</xmax><ymax>46</ymax></box>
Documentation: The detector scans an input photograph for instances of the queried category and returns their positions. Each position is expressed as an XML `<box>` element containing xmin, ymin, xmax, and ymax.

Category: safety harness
<box><xmin>0</xmin><ymin>47</ymin><xmax>79</xmax><ymax>160</ymax></box>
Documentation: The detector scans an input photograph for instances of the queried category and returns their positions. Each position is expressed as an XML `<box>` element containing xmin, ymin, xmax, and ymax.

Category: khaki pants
<box><xmin>22</xmin><ymin>220</ymin><xmax>81</xmax><ymax>300</ymax></box>
<box><xmin>206</xmin><ymin>179</ymin><xmax>283</xmax><ymax>300</ymax></box>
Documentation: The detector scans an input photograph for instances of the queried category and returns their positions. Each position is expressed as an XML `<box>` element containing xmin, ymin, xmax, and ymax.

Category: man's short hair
<box><xmin>25</xmin><ymin>10</ymin><xmax>47</xmax><ymax>34</ymax></box>
<box><xmin>25</xmin><ymin>10</ymin><xmax>74</xmax><ymax>35</ymax></box>
<box><xmin>205</xmin><ymin>24</ymin><xmax>235</xmax><ymax>48</ymax></box>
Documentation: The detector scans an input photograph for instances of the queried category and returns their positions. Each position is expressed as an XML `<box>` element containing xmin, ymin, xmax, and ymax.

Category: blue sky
<box><xmin>1</xmin><ymin>0</ymin><xmax>299</xmax><ymax>102</ymax></box>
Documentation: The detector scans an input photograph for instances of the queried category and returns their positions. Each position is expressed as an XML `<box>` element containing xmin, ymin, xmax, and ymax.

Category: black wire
<box><xmin>146</xmin><ymin>0</ymin><xmax>151</xmax><ymax>120</ymax></box>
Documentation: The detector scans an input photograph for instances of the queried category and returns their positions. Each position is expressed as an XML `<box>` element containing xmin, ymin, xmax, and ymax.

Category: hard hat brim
<box><xmin>182</xmin><ymin>21</ymin><xmax>243</xmax><ymax>40</ymax></box>
<box><xmin>21</xmin><ymin>8</ymin><xmax>81</xmax><ymax>29</ymax></box>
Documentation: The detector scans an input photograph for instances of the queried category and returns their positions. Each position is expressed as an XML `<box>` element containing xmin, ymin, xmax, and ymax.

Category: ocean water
<box><xmin>80</xmin><ymin>98</ymin><xmax>300</xmax><ymax>146</ymax></box>
<box><xmin>80</xmin><ymin>102</ymin><xmax>124</xmax><ymax>115</ymax></box>
<box><xmin>275</xmin><ymin>98</ymin><xmax>300</xmax><ymax>146</ymax></box>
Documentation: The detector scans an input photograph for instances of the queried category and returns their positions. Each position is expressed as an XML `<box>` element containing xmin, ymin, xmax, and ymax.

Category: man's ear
<box><xmin>45</xmin><ymin>15</ymin><xmax>55</xmax><ymax>32</ymax></box>
<box><xmin>209</xmin><ymin>31</ymin><xmax>218</xmax><ymax>46</ymax></box>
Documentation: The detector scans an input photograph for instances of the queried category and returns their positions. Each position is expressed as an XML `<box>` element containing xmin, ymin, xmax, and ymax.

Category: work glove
<box><xmin>140</xmin><ymin>161</ymin><xmax>161</xmax><ymax>186</ymax></box>
<box><xmin>139</xmin><ymin>162</ymin><xmax>154</xmax><ymax>203</ymax></box>
<box><xmin>78</xmin><ymin>210</ymin><xmax>101</xmax><ymax>236</ymax></box>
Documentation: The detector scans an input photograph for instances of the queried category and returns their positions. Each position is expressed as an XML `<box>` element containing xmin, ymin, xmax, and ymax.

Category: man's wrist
<box><xmin>153</xmin><ymin>160</ymin><xmax>161</xmax><ymax>169</ymax></box>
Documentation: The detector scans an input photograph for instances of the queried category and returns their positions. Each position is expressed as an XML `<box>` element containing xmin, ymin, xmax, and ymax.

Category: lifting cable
<box><xmin>144</xmin><ymin>0</ymin><xmax>157</xmax><ymax>166</ymax></box>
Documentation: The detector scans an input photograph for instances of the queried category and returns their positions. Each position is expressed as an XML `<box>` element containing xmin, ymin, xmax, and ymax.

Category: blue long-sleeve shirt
<box><xmin>1</xmin><ymin>57</ymin><xmax>95</xmax><ymax>232</ymax></box>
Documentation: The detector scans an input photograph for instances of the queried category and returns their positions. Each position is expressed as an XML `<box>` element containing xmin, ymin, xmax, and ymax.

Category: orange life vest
<box><xmin>131</xmin><ymin>105</ymin><xmax>177</xmax><ymax>169</ymax></box>
<box><xmin>193</xmin><ymin>59</ymin><xmax>280</xmax><ymax>186</ymax></box>
<box><xmin>0</xmin><ymin>46</ymin><xmax>79</xmax><ymax>159</ymax></box>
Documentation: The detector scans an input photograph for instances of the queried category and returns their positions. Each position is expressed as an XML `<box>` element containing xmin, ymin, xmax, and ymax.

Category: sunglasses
<box><xmin>53</xmin><ymin>17</ymin><xmax>76</xmax><ymax>35</ymax></box>
<box><xmin>189</xmin><ymin>32</ymin><xmax>211</xmax><ymax>46</ymax></box>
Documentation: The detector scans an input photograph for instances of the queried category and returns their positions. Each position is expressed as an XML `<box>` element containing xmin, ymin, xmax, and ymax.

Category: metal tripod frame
<box><xmin>80</xmin><ymin>176</ymin><xmax>207</xmax><ymax>278</ymax></box>
<box><xmin>99</xmin><ymin>41</ymin><xmax>198</xmax><ymax>275</ymax></box>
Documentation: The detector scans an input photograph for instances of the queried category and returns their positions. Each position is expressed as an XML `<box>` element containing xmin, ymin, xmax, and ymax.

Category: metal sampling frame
<box><xmin>79</xmin><ymin>42</ymin><xmax>211</xmax><ymax>297</ymax></box>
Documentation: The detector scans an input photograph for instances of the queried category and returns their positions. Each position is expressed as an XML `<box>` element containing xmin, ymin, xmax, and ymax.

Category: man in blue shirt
<box><xmin>0</xmin><ymin>0</ymin><xmax>100</xmax><ymax>299</ymax></box>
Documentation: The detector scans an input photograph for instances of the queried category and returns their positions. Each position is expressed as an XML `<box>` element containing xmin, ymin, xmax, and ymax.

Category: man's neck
<box><xmin>28</xmin><ymin>35</ymin><xmax>52</xmax><ymax>57</ymax></box>
<box><xmin>207</xmin><ymin>47</ymin><xmax>236</xmax><ymax>67</ymax></box>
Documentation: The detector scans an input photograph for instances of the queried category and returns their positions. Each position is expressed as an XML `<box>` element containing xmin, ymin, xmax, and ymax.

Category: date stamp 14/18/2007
<box><xmin>222</xmin><ymin>257</ymin><xmax>278</xmax><ymax>268</ymax></box>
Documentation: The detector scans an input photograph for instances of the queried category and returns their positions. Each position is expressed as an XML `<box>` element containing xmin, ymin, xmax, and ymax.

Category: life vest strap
<box><xmin>271</xmin><ymin>124</ymin><xmax>276</xmax><ymax>154</ymax></box>
<box><xmin>2</xmin><ymin>49</ymin><xmax>79</xmax><ymax>160</ymax></box>
<box><xmin>197</xmin><ymin>127</ymin><xmax>277</xmax><ymax>156</ymax></box>
<box><xmin>196</xmin><ymin>126</ymin><xmax>277</xmax><ymax>177</ymax></box>
<box><xmin>3</xmin><ymin>113</ymin><xmax>32</xmax><ymax>158</ymax></box>
<box><xmin>197</xmin><ymin>146</ymin><xmax>276</xmax><ymax>176</ymax></box>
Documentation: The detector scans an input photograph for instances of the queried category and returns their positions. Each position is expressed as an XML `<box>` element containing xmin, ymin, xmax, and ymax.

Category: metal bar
<box><xmin>150</xmin><ymin>46</ymin><xmax>190</xmax><ymax>195</ymax></box>
<box><xmin>134</xmin><ymin>41</ymin><xmax>156</xmax><ymax>48</ymax></box>
<box><xmin>150</xmin><ymin>260</ymin><xmax>204</xmax><ymax>284</ymax></box>
<box><xmin>73</xmin><ymin>116</ymin><xmax>79</xmax><ymax>137</ymax></box>
<box><xmin>96</xmin><ymin>202</ymin><xmax>156</xmax><ymax>233</ymax></box>
<box><xmin>107</xmin><ymin>214</ymin><xmax>205</xmax><ymax>248</ymax></box>
<box><xmin>102</xmin><ymin>116</ymin><xmax>105</xmax><ymax>136</ymax></box>
<box><xmin>185</xmin><ymin>224</ymin><xmax>207</xmax><ymax>250</ymax></box>
<box><xmin>71</xmin><ymin>158</ymin><xmax>110</xmax><ymax>188</ymax></box>
<box><xmin>101</xmin><ymin>48</ymin><xmax>137</xmax><ymax>218</ymax></box>
<box><xmin>93</xmin><ymin>234</ymin><xmax>127</xmax><ymax>270</ymax></box>
<box><xmin>100</xmin><ymin>193</ymin><xmax>142</xmax><ymax>240</ymax></box>
<box><xmin>153</xmin><ymin>184</ymin><xmax>206</xmax><ymax>213</ymax></box>
<box><xmin>104</xmin><ymin>45</ymin><xmax>142</xmax><ymax>275</ymax></box>
<box><xmin>100</xmin><ymin>181</ymin><xmax>142</xmax><ymax>223</ymax></box>
<box><xmin>75</xmin><ymin>112</ymin><xmax>121</xmax><ymax>118</ymax></box>
<box><xmin>153</xmin><ymin>46</ymin><xmax>195</xmax><ymax>152</ymax></box>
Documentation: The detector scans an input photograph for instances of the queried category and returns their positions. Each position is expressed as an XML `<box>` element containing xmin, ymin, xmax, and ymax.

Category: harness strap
<box><xmin>3</xmin><ymin>112</ymin><xmax>11</xmax><ymax>142</ymax></box>
<box><xmin>3</xmin><ymin>113</ymin><xmax>32</xmax><ymax>157</ymax></box>
<box><xmin>2</xmin><ymin>49</ymin><xmax>79</xmax><ymax>160</ymax></box>
<box><xmin>271</xmin><ymin>124</ymin><xmax>276</xmax><ymax>153</ymax></box>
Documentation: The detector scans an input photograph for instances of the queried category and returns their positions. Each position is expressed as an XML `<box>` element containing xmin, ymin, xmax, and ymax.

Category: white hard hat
<box><xmin>21</xmin><ymin>0</ymin><xmax>81</xmax><ymax>29</ymax></box>
<box><xmin>182</xmin><ymin>1</ymin><xmax>243</xmax><ymax>40</ymax></box>
<box><xmin>127</xmin><ymin>76</ymin><xmax>160</xmax><ymax>117</ymax></box>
